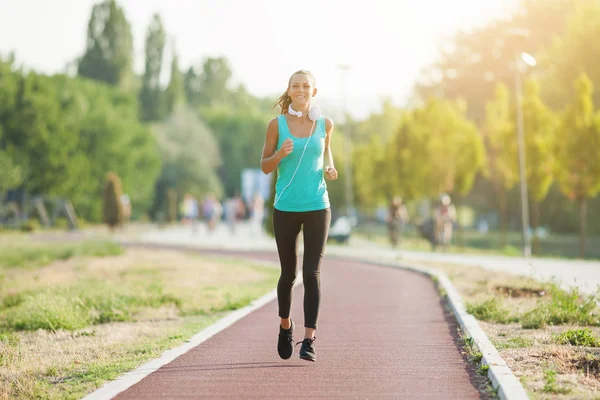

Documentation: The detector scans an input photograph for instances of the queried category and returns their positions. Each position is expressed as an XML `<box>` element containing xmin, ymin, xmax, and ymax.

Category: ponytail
<box><xmin>272</xmin><ymin>91</ymin><xmax>292</xmax><ymax>115</ymax></box>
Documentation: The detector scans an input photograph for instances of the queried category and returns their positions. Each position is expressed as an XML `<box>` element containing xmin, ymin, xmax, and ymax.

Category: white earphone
<box><xmin>274</xmin><ymin>105</ymin><xmax>322</xmax><ymax>206</ymax></box>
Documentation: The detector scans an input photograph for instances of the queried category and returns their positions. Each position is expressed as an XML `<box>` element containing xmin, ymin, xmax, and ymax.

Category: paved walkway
<box><xmin>113</xmin><ymin>249</ymin><xmax>490</xmax><ymax>399</ymax></box>
<box><xmin>139</xmin><ymin>223</ymin><xmax>600</xmax><ymax>295</ymax></box>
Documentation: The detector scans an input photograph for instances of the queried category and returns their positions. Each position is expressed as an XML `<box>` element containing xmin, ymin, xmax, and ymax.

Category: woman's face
<box><xmin>287</xmin><ymin>73</ymin><xmax>316</xmax><ymax>108</ymax></box>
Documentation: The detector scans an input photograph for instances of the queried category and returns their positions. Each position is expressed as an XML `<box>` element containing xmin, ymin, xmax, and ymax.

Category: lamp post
<box><xmin>337</xmin><ymin>64</ymin><xmax>354</xmax><ymax>219</ymax></box>
<box><xmin>506</xmin><ymin>28</ymin><xmax>537</xmax><ymax>257</ymax></box>
<box><xmin>514</xmin><ymin>51</ymin><xmax>536</xmax><ymax>257</ymax></box>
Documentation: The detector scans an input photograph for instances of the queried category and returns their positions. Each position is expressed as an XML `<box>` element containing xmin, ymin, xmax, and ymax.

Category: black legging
<box><xmin>273</xmin><ymin>208</ymin><xmax>331</xmax><ymax>329</ymax></box>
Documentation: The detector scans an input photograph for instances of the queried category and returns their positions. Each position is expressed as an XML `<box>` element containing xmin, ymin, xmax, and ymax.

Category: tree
<box><xmin>0</xmin><ymin>152</ymin><xmax>21</xmax><ymax>195</ymax></box>
<box><xmin>0</xmin><ymin>55</ymin><xmax>22</xmax><ymax>195</ymax></box>
<box><xmin>183</xmin><ymin>66</ymin><xmax>202</xmax><ymax>106</ymax></box>
<box><xmin>78</xmin><ymin>0</ymin><xmax>134</xmax><ymax>90</ymax></box>
<box><xmin>198</xmin><ymin>57</ymin><xmax>232</xmax><ymax>107</ymax></box>
<box><xmin>555</xmin><ymin>74</ymin><xmax>600</xmax><ymax>257</ymax></box>
<box><xmin>521</xmin><ymin>79</ymin><xmax>557</xmax><ymax>253</ymax></box>
<box><xmin>164</xmin><ymin>48</ymin><xmax>185</xmax><ymax>116</ymax></box>
<box><xmin>414</xmin><ymin>0</ymin><xmax>579</xmax><ymax>123</ymax></box>
<box><xmin>482</xmin><ymin>83</ymin><xmax>519</xmax><ymax>244</ymax></box>
<box><xmin>202</xmin><ymin>106</ymin><xmax>272</xmax><ymax>197</ymax></box>
<box><xmin>151</xmin><ymin>107</ymin><xmax>222</xmax><ymax>217</ymax></box>
<box><xmin>390</xmin><ymin>98</ymin><xmax>484</xmax><ymax>200</ymax></box>
<box><xmin>139</xmin><ymin>13</ymin><xmax>166</xmax><ymax>121</ymax></box>
<box><xmin>540</xmin><ymin>0</ymin><xmax>600</xmax><ymax>109</ymax></box>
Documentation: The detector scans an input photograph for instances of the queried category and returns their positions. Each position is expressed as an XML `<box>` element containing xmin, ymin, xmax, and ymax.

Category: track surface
<box><xmin>114</xmin><ymin>248</ymin><xmax>490</xmax><ymax>399</ymax></box>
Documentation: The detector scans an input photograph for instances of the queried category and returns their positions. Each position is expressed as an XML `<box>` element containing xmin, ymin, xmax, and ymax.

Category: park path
<box><xmin>112</xmin><ymin>248</ymin><xmax>489</xmax><ymax>399</ymax></box>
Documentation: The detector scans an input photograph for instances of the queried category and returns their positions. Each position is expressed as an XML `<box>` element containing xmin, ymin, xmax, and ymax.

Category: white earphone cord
<box><xmin>274</xmin><ymin>118</ymin><xmax>317</xmax><ymax>206</ymax></box>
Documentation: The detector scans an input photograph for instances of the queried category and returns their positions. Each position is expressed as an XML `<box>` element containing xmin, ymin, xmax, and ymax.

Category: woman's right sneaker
<box><xmin>277</xmin><ymin>320</ymin><xmax>295</xmax><ymax>359</ymax></box>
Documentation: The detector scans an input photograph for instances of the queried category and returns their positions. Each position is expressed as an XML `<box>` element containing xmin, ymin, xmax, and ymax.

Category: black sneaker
<box><xmin>277</xmin><ymin>320</ymin><xmax>295</xmax><ymax>359</ymax></box>
<box><xmin>297</xmin><ymin>337</ymin><xmax>316</xmax><ymax>362</ymax></box>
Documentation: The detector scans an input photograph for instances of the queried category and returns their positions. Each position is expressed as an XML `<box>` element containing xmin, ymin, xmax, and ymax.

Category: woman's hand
<box><xmin>325</xmin><ymin>166</ymin><xmax>338</xmax><ymax>180</ymax></box>
<box><xmin>278</xmin><ymin>138</ymin><xmax>294</xmax><ymax>159</ymax></box>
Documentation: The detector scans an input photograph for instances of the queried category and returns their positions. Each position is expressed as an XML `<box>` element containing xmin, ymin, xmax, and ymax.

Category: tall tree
<box><xmin>183</xmin><ymin>66</ymin><xmax>202</xmax><ymax>106</ymax></box>
<box><xmin>521</xmin><ymin>79</ymin><xmax>557</xmax><ymax>253</ymax></box>
<box><xmin>555</xmin><ymin>74</ymin><xmax>600</xmax><ymax>257</ymax></box>
<box><xmin>139</xmin><ymin>13</ymin><xmax>166</xmax><ymax>121</ymax></box>
<box><xmin>198</xmin><ymin>57</ymin><xmax>232</xmax><ymax>107</ymax></box>
<box><xmin>164</xmin><ymin>47</ymin><xmax>185</xmax><ymax>116</ymax></box>
<box><xmin>78</xmin><ymin>0</ymin><xmax>134</xmax><ymax>90</ymax></box>
<box><xmin>388</xmin><ymin>98</ymin><xmax>484</xmax><ymax>201</ymax></box>
<box><xmin>482</xmin><ymin>83</ymin><xmax>519</xmax><ymax>244</ymax></box>
<box><xmin>151</xmin><ymin>107</ymin><xmax>222</xmax><ymax>217</ymax></box>
<box><xmin>540</xmin><ymin>0</ymin><xmax>600</xmax><ymax>109</ymax></box>
<box><xmin>414</xmin><ymin>0</ymin><xmax>578</xmax><ymax>124</ymax></box>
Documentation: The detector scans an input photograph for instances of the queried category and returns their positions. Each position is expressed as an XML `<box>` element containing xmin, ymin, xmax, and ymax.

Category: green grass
<box><xmin>0</xmin><ymin>240</ymin><xmax>122</xmax><ymax>270</ymax></box>
<box><xmin>466</xmin><ymin>298</ymin><xmax>513</xmax><ymax>324</ymax></box>
<box><xmin>10</xmin><ymin>315</ymin><xmax>223</xmax><ymax>400</ymax></box>
<box><xmin>542</xmin><ymin>369</ymin><xmax>572</xmax><ymax>394</ymax></box>
<box><xmin>493</xmin><ymin>336</ymin><xmax>535</xmax><ymax>350</ymax></box>
<box><xmin>0</xmin><ymin>245</ymin><xmax>281</xmax><ymax>399</ymax></box>
<box><xmin>1</xmin><ymin>280</ymin><xmax>182</xmax><ymax>332</ymax></box>
<box><xmin>554</xmin><ymin>328</ymin><xmax>600</xmax><ymax>347</ymax></box>
<box><xmin>520</xmin><ymin>285</ymin><xmax>600</xmax><ymax>329</ymax></box>
<box><xmin>465</xmin><ymin>284</ymin><xmax>600</xmax><ymax>329</ymax></box>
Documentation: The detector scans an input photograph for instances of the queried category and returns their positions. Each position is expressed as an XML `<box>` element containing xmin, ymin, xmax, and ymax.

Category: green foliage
<box><xmin>164</xmin><ymin>52</ymin><xmax>185</xmax><ymax>115</ymax></box>
<box><xmin>202</xmin><ymin>106</ymin><xmax>272</xmax><ymax>197</ymax></box>
<box><xmin>388</xmin><ymin>98</ymin><xmax>485</xmax><ymax>200</ymax></box>
<box><xmin>415</xmin><ymin>0</ymin><xmax>578</xmax><ymax>123</ymax></box>
<box><xmin>555</xmin><ymin>74</ymin><xmax>600</xmax><ymax>202</ymax></box>
<box><xmin>139</xmin><ymin>14</ymin><xmax>166</xmax><ymax>122</ymax></box>
<box><xmin>554</xmin><ymin>328</ymin><xmax>600</xmax><ymax>347</ymax></box>
<box><xmin>554</xmin><ymin>74</ymin><xmax>600</xmax><ymax>255</ymax></box>
<box><xmin>0</xmin><ymin>151</ymin><xmax>22</xmax><ymax>194</ymax></box>
<box><xmin>483</xmin><ymin>83</ymin><xmax>519</xmax><ymax>192</ymax></box>
<box><xmin>77</xmin><ymin>0</ymin><xmax>134</xmax><ymax>90</ymax></box>
<box><xmin>541</xmin><ymin>0</ymin><xmax>600</xmax><ymax>109</ymax></box>
<box><xmin>352</xmin><ymin>102</ymin><xmax>404</xmax><ymax>207</ymax></box>
<box><xmin>103</xmin><ymin>172</ymin><xmax>123</xmax><ymax>229</ymax></box>
<box><xmin>151</xmin><ymin>107</ymin><xmax>222</xmax><ymax>217</ymax></box>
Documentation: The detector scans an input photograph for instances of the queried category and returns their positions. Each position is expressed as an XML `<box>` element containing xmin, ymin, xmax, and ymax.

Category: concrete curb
<box><xmin>330</xmin><ymin>254</ymin><xmax>530</xmax><ymax>400</ymax></box>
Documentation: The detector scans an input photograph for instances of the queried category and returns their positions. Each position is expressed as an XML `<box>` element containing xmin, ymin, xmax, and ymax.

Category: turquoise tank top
<box><xmin>274</xmin><ymin>114</ymin><xmax>330</xmax><ymax>212</ymax></box>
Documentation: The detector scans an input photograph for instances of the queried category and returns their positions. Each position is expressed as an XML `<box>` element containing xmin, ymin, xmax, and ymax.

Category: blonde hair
<box><xmin>272</xmin><ymin>70</ymin><xmax>316</xmax><ymax>115</ymax></box>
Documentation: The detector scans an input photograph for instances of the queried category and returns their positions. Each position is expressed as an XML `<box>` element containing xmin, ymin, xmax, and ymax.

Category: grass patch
<box><xmin>555</xmin><ymin>328</ymin><xmax>600</xmax><ymax>347</ymax></box>
<box><xmin>493</xmin><ymin>336</ymin><xmax>534</xmax><ymax>350</ymax></box>
<box><xmin>466</xmin><ymin>298</ymin><xmax>513</xmax><ymax>324</ymax></box>
<box><xmin>1</xmin><ymin>280</ymin><xmax>182</xmax><ymax>331</ymax></box>
<box><xmin>520</xmin><ymin>285</ymin><xmax>600</xmax><ymax>329</ymax></box>
<box><xmin>0</xmin><ymin>246</ymin><xmax>279</xmax><ymax>399</ymax></box>
<box><xmin>542</xmin><ymin>368</ymin><xmax>572</xmax><ymax>394</ymax></box>
<box><xmin>460</xmin><ymin>334</ymin><xmax>483</xmax><ymax>364</ymax></box>
<box><xmin>0</xmin><ymin>240</ymin><xmax>122</xmax><ymax>270</ymax></box>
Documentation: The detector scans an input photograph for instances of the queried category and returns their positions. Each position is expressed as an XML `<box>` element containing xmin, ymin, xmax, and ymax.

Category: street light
<box><xmin>513</xmin><ymin>45</ymin><xmax>536</xmax><ymax>257</ymax></box>
<box><xmin>337</xmin><ymin>64</ymin><xmax>355</xmax><ymax>220</ymax></box>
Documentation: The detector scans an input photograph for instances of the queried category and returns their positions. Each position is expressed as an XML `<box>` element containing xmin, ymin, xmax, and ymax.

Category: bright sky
<box><xmin>0</xmin><ymin>0</ymin><xmax>516</xmax><ymax>119</ymax></box>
